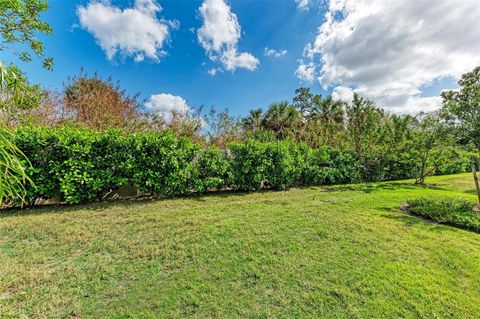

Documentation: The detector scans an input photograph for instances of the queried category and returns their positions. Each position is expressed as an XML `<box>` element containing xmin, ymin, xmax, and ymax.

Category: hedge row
<box><xmin>10</xmin><ymin>127</ymin><xmax>362</xmax><ymax>205</ymax></box>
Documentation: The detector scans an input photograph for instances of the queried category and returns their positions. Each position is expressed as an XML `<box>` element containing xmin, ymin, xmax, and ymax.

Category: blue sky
<box><xmin>8</xmin><ymin>0</ymin><xmax>328</xmax><ymax>117</ymax></box>
<box><xmin>5</xmin><ymin>0</ymin><xmax>480</xmax><ymax>116</ymax></box>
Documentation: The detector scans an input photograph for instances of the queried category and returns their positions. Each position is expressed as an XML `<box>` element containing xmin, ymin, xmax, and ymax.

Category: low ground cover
<box><xmin>407</xmin><ymin>197</ymin><xmax>480</xmax><ymax>232</ymax></box>
<box><xmin>1</xmin><ymin>173</ymin><xmax>479</xmax><ymax>318</ymax></box>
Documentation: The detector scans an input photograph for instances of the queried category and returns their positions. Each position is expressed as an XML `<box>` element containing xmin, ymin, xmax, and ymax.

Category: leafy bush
<box><xmin>127</xmin><ymin>131</ymin><xmax>198</xmax><ymax>197</ymax></box>
<box><xmin>263</xmin><ymin>141</ymin><xmax>301</xmax><ymax>190</ymax></box>
<box><xmin>14</xmin><ymin>127</ymin><xmax>131</xmax><ymax>204</ymax></box>
<box><xmin>407</xmin><ymin>198</ymin><xmax>480</xmax><ymax>232</ymax></box>
<box><xmin>228</xmin><ymin>140</ymin><xmax>269</xmax><ymax>191</ymax></box>
<box><xmin>432</xmin><ymin>147</ymin><xmax>470</xmax><ymax>175</ymax></box>
<box><xmin>190</xmin><ymin>147</ymin><xmax>229</xmax><ymax>192</ymax></box>
<box><xmin>300</xmin><ymin>146</ymin><xmax>361</xmax><ymax>185</ymax></box>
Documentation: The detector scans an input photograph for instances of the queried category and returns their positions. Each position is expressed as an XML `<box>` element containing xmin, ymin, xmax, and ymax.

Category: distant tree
<box><xmin>262</xmin><ymin>101</ymin><xmax>301</xmax><ymax>140</ymax></box>
<box><xmin>346</xmin><ymin>94</ymin><xmax>383</xmax><ymax>154</ymax></box>
<box><xmin>204</xmin><ymin>107</ymin><xmax>242</xmax><ymax>147</ymax></box>
<box><xmin>241</xmin><ymin>108</ymin><xmax>263</xmax><ymax>133</ymax></box>
<box><xmin>293</xmin><ymin>87</ymin><xmax>315</xmax><ymax>119</ymax></box>
<box><xmin>410</xmin><ymin>112</ymin><xmax>450</xmax><ymax>185</ymax></box>
<box><xmin>346</xmin><ymin>93</ymin><xmax>386</xmax><ymax>181</ymax></box>
<box><xmin>167</xmin><ymin>108</ymin><xmax>204</xmax><ymax>143</ymax></box>
<box><xmin>63</xmin><ymin>72</ymin><xmax>141</xmax><ymax>130</ymax></box>
<box><xmin>441</xmin><ymin>66</ymin><xmax>480</xmax><ymax>148</ymax></box>
<box><xmin>441</xmin><ymin>66</ymin><xmax>480</xmax><ymax>204</ymax></box>
<box><xmin>311</xmin><ymin>95</ymin><xmax>345</xmax><ymax>125</ymax></box>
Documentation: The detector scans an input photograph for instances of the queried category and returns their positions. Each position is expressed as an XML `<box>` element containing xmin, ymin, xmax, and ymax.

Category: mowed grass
<box><xmin>1</xmin><ymin>174</ymin><xmax>480</xmax><ymax>318</ymax></box>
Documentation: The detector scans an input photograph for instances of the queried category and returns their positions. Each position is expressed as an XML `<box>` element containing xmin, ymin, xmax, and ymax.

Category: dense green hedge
<box><xmin>3</xmin><ymin>127</ymin><xmax>469</xmax><ymax>206</ymax></box>
<box><xmin>8</xmin><ymin>127</ymin><xmax>362</xmax><ymax>205</ymax></box>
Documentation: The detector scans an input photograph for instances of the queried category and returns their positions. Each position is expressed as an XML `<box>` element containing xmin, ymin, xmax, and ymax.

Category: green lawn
<box><xmin>1</xmin><ymin>173</ymin><xmax>480</xmax><ymax>318</ymax></box>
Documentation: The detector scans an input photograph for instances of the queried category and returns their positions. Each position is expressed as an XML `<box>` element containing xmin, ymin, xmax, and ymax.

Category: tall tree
<box><xmin>441</xmin><ymin>66</ymin><xmax>480</xmax><ymax>204</ymax></box>
<box><xmin>346</xmin><ymin>93</ymin><xmax>385</xmax><ymax>181</ymax></box>
<box><xmin>241</xmin><ymin>108</ymin><xmax>263</xmax><ymax>133</ymax></box>
<box><xmin>293</xmin><ymin>87</ymin><xmax>315</xmax><ymax>119</ymax></box>
<box><xmin>410</xmin><ymin>112</ymin><xmax>450</xmax><ymax>185</ymax></box>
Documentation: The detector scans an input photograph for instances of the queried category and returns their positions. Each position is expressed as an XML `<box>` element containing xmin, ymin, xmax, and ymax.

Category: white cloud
<box><xmin>77</xmin><ymin>0</ymin><xmax>175</xmax><ymax>62</ymax></box>
<box><xmin>295</xmin><ymin>0</ymin><xmax>309</xmax><ymax>11</ymax></box>
<box><xmin>208</xmin><ymin>68</ymin><xmax>222</xmax><ymax>76</ymax></box>
<box><xmin>197</xmin><ymin>0</ymin><xmax>259</xmax><ymax>72</ymax></box>
<box><xmin>298</xmin><ymin>0</ymin><xmax>480</xmax><ymax>113</ymax></box>
<box><xmin>264</xmin><ymin>47</ymin><xmax>288</xmax><ymax>58</ymax></box>
<box><xmin>331</xmin><ymin>86</ymin><xmax>354</xmax><ymax>103</ymax></box>
<box><xmin>145</xmin><ymin>93</ymin><xmax>190</xmax><ymax>118</ymax></box>
<box><xmin>390</xmin><ymin>96</ymin><xmax>442</xmax><ymax>115</ymax></box>
<box><xmin>295</xmin><ymin>60</ymin><xmax>316</xmax><ymax>82</ymax></box>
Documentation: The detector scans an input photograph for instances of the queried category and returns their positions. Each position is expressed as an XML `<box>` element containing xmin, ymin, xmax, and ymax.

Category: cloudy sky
<box><xmin>8</xmin><ymin>0</ymin><xmax>480</xmax><ymax>116</ymax></box>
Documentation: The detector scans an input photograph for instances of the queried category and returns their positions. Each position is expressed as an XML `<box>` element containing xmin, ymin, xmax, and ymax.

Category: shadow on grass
<box><xmin>0</xmin><ymin>180</ymin><xmax>453</xmax><ymax>218</ymax></box>
<box><xmin>0</xmin><ymin>189</ymin><xmax>257</xmax><ymax>219</ymax></box>
<box><xmin>319</xmin><ymin>182</ymin><xmax>423</xmax><ymax>194</ymax></box>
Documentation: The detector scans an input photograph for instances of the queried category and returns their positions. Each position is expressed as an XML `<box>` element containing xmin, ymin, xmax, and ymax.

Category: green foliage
<box><xmin>263</xmin><ymin>141</ymin><xmax>300</xmax><ymax>190</ymax></box>
<box><xmin>441</xmin><ymin>66</ymin><xmax>480</xmax><ymax>148</ymax></box>
<box><xmin>14</xmin><ymin>127</ymin><xmax>131</xmax><ymax>204</ymax></box>
<box><xmin>0</xmin><ymin>63</ymin><xmax>44</xmax><ymax>112</ymax></box>
<box><xmin>0</xmin><ymin>0</ymin><xmax>53</xmax><ymax>69</ymax></box>
<box><xmin>228</xmin><ymin>139</ymin><xmax>361</xmax><ymax>192</ymax></box>
<box><xmin>127</xmin><ymin>131</ymin><xmax>198</xmax><ymax>197</ymax></box>
<box><xmin>300</xmin><ymin>146</ymin><xmax>361</xmax><ymax>185</ymax></box>
<box><xmin>0</xmin><ymin>0</ymin><xmax>53</xmax><ymax>205</ymax></box>
<box><xmin>191</xmin><ymin>147</ymin><xmax>229</xmax><ymax>192</ymax></box>
<box><xmin>0</xmin><ymin>129</ymin><xmax>32</xmax><ymax>205</ymax></box>
<box><xmin>261</xmin><ymin>102</ymin><xmax>301</xmax><ymax>140</ymax></box>
<box><xmin>228</xmin><ymin>140</ymin><xmax>269</xmax><ymax>191</ymax></box>
<box><xmin>407</xmin><ymin>197</ymin><xmax>480</xmax><ymax>232</ymax></box>
<box><xmin>7</xmin><ymin>126</ymin><xmax>472</xmax><ymax>206</ymax></box>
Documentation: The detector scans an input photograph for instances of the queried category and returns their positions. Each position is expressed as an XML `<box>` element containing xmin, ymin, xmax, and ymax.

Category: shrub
<box><xmin>228</xmin><ymin>140</ymin><xmax>269</xmax><ymax>191</ymax></box>
<box><xmin>191</xmin><ymin>147</ymin><xmax>229</xmax><ymax>192</ymax></box>
<box><xmin>14</xmin><ymin>127</ymin><xmax>65</xmax><ymax>203</ymax></box>
<box><xmin>407</xmin><ymin>198</ymin><xmax>480</xmax><ymax>232</ymax></box>
<box><xmin>14</xmin><ymin>127</ymin><xmax>131</xmax><ymax>204</ymax></box>
<box><xmin>300</xmin><ymin>146</ymin><xmax>361</xmax><ymax>185</ymax></box>
<box><xmin>127</xmin><ymin>131</ymin><xmax>198</xmax><ymax>197</ymax></box>
<box><xmin>263</xmin><ymin>140</ymin><xmax>301</xmax><ymax>190</ymax></box>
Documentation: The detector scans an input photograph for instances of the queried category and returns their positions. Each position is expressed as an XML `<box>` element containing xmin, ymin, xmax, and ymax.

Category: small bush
<box><xmin>228</xmin><ymin>140</ymin><xmax>269</xmax><ymax>191</ymax></box>
<box><xmin>300</xmin><ymin>146</ymin><xmax>361</xmax><ymax>185</ymax></box>
<box><xmin>407</xmin><ymin>198</ymin><xmax>480</xmax><ymax>232</ymax></box>
<box><xmin>127</xmin><ymin>131</ymin><xmax>198</xmax><ymax>197</ymax></box>
<box><xmin>263</xmin><ymin>141</ymin><xmax>300</xmax><ymax>190</ymax></box>
<box><xmin>191</xmin><ymin>147</ymin><xmax>229</xmax><ymax>192</ymax></box>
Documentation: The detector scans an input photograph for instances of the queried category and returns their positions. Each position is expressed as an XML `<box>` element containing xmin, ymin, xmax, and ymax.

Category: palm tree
<box><xmin>262</xmin><ymin>101</ymin><xmax>301</xmax><ymax>139</ymax></box>
<box><xmin>312</xmin><ymin>95</ymin><xmax>345</xmax><ymax>125</ymax></box>
<box><xmin>242</xmin><ymin>108</ymin><xmax>263</xmax><ymax>132</ymax></box>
